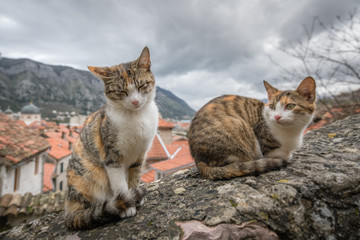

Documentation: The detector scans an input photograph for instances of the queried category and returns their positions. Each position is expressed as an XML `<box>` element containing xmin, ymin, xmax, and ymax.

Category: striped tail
<box><xmin>64</xmin><ymin>200</ymin><xmax>114</xmax><ymax>230</ymax></box>
<box><xmin>196</xmin><ymin>157</ymin><xmax>288</xmax><ymax>180</ymax></box>
<box><xmin>64</xmin><ymin>187</ymin><xmax>146</xmax><ymax>230</ymax></box>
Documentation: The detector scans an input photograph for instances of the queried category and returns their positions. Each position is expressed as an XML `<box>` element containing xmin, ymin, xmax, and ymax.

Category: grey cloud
<box><xmin>0</xmin><ymin>0</ymin><xmax>359</xmax><ymax>110</ymax></box>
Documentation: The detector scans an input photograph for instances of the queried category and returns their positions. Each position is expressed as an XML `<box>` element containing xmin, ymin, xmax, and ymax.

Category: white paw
<box><xmin>265</xmin><ymin>149</ymin><xmax>291</xmax><ymax>161</ymax></box>
<box><xmin>120</xmin><ymin>207</ymin><xmax>136</xmax><ymax>218</ymax></box>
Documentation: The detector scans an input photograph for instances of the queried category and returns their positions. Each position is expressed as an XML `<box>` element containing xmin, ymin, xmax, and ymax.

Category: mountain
<box><xmin>0</xmin><ymin>57</ymin><xmax>195</xmax><ymax>120</ymax></box>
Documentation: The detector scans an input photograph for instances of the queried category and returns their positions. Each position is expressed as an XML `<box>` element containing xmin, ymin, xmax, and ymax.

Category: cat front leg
<box><xmin>104</xmin><ymin>155</ymin><xmax>138</xmax><ymax>219</ymax></box>
<box><xmin>128</xmin><ymin>156</ymin><xmax>147</xmax><ymax>206</ymax></box>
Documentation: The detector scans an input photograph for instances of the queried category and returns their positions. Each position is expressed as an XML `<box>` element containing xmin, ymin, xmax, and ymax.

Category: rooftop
<box><xmin>44</xmin><ymin>130</ymin><xmax>79</xmax><ymax>160</ymax></box>
<box><xmin>20</xmin><ymin>103</ymin><xmax>40</xmax><ymax>114</ymax></box>
<box><xmin>158</xmin><ymin>119</ymin><xmax>175</xmax><ymax>129</ymax></box>
<box><xmin>146</xmin><ymin>135</ymin><xmax>169</xmax><ymax>160</ymax></box>
<box><xmin>0</xmin><ymin>191</ymin><xmax>65</xmax><ymax>218</ymax></box>
<box><xmin>0</xmin><ymin>114</ymin><xmax>50</xmax><ymax>164</ymax></box>
<box><xmin>150</xmin><ymin>140</ymin><xmax>194</xmax><ymax>173</ymax></box>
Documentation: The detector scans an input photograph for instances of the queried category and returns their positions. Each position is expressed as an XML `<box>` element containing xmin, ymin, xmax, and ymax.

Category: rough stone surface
<box><xmin>177</xmin><ymin>220</ymin><xmax>278</xmax><ymax>240</ymax></box>
<box><xmin>1</xmin><ymin>115</ymin><xmax>360</xmax><ymax>240</ymax></box>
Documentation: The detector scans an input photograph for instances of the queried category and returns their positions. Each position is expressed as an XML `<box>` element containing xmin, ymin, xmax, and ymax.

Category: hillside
<box><xmin>0</xmin><ymin>57</ymin><xmax>195</xmax><ymax>120</ymax></box>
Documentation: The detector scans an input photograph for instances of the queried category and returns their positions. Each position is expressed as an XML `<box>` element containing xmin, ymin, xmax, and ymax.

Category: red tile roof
<box><xmin>28</xmin><ymin>120</ymin><xmax>56</xmax><ymax>129</ymax></box>
<box><xmin>142</xmin><ymin>136</ymin><xmax>194</xmax><ymax>182</ymax></box>
<box><xmin>46</xmin><ymin>138</ymin><xmax>72</xmax><ymax>160</ymax></box>
<box><xmin>141</xmin><ymin>170</ymin><xmax>156</xmax><ymax>183</ymax></box>
<box><xmin>43</xmin><ymin>163</ymin><xmax>55</xmax><ymax>192</ymax></box>
<box><xmin>146</xmin><ymin>135</ymin><xmax>169</xmax><ymax>160</ymax></box>
<box><xmin>158</xmin><ymin>119</ymin><xmax>175</xmax><ymax>129</ymax></box>
<box><xmin>0</xmin><ymin>114</ymin><xmax>50</xmax><ymax>164</ymax></box>
<box><xmin>0</xmin><ymin>191</ymin><xmax>65</xmax><ymax>218</ymax></box>
<box><xmin>46</xmin><ymin>131</ymin><xmax>79</xmax><ymax>160</ymax></box>
<box><xmin>44</xmin><ymin>128</ymin><xmax>79</xmax><ymax>160</ymax></box>
<box><xmin>150</xmin><ymin>140</ymin><xmax>194</xmax><ymax>173</ymax></box>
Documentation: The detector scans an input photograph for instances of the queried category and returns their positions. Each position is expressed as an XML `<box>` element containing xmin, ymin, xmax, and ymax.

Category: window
<box><xmin>59</xmin><ymin>181</ymin><xmax>63</xmax><ymax>191</ymax></box>
<box><xmin>60</xmin><ymin>162</ymin><xmax>64</xmax><ymax>173</ymax></box>
<box><xmin>156</xmin><ymin>172</ymin><xmax>163</xmax><ymax>180</ymax></box>
<box><xmin>14</xmin><ymin>168</ymin><xmax>20</xmax><ymax>192</ymax></box>
<box><xmin>34</xmin><ymin>156</ymin><xmax>39</xmax><ymax>175</ymax></box>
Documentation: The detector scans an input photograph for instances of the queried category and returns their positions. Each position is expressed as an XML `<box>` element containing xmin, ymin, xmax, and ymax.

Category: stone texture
<box><xmin>177</xmin><ymin>220</ymin><xmax>278</xmax><ymax>240</ymax></box>
<box><xmin>1</xmin><ymin>114</ymin><xmax>360</xmax><ymax>240</ymax></box>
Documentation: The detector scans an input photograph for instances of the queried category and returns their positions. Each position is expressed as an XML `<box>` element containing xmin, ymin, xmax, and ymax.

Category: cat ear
<box><xmin>88</xmin><ymin>66</ymin><xmax>113</xmax><ymax>81</ymax></box>
<box><xmin>296</xmin><ymin>77</ymin><xmax>316</xmax><ymax>102</ymax></box>
<box><xmin>137</xmin><ymin>46</ymin><xmax>151</xmax><ymax>70</ymax></box>
<box><xmin>263</xmin><ymin>80</ymin><xmax>279</xmax><ymax>100</ymax></box>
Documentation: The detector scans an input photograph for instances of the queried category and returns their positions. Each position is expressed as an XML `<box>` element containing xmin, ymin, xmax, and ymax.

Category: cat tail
<box><xmin>64</xmin><ymin>189</ymin><xmax>138</xmax><ymax>230</ymax></box>
<box><xmin>64</xmin><ymin>201</ymin><xmax>114</xmax><ymax>230</ymax></box>
<box><xmin>196</xmin><ymin>157</ymin><xmax>288</xmax><ymax>180</ymax></box>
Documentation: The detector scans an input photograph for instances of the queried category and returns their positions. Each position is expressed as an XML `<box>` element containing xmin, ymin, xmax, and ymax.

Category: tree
<box><xmin>272</xmin><ymin>9</ymin><xmax>360</xmax><ymax>120</ymax></box>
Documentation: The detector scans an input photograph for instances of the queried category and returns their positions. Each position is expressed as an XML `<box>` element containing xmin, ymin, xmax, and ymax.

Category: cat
<box><xmin>64</xmin><ymin>47</ymin><xmax>159</xmax><ymax>230</ymax></box>
<box><xmin>188</xmin><ymin>77</ymin><xmax>316</xmax><ymax>180</ymax></box>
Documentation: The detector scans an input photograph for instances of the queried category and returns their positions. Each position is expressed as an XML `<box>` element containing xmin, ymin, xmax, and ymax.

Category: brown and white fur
<box><xmin>64</xmin><ymin>47</ymin><xmax>158</xmax><ymax>229</ymax></box>
<box><xmin>188</xmin><ymin>77</ymin><xmax>316</xmax><ymax>180</ymax></box>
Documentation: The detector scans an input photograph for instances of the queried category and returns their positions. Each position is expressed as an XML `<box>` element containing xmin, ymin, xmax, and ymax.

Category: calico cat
<box><xmin>64</xmin><ymin>47</ymin><xmax>159</xmax><ymax>230</ymax></box>
<box><xmin>188</xmin><ymin>77</ymin><xmax>316</xmax><ymax>180</ymax></box>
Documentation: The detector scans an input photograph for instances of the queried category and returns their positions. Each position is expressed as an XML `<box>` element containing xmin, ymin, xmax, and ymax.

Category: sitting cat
<box><xmin>188</xmin><ymin>77</ymin><xmax>316</xmax><ymax>180</ymax></box>
<box><xmin>64</xmin><ymin>47</ymin><xmax>159</xmax><ymax>229</ymax></box>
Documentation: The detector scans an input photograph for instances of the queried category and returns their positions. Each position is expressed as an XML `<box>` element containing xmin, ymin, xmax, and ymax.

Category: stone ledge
<box><xmin>1</xmin><ymin>114</ymin><xmax>360</xmax><ymax>240</ymax></box>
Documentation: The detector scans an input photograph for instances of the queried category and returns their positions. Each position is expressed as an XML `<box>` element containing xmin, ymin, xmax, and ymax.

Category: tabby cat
<box><xmin>188</xmin><ymin>77</ymin><xmax>316</xmax><ymax>180</ymax></box>
<box><xmin>64</xmin><ymin>47</ymin><xmax>159</xmax><ymax>229</ymax></box>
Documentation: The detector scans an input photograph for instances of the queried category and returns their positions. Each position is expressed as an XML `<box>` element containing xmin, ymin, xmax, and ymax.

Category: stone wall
<box><xmin>1</xmin><ymin>114</ymin><xmax>360</xmax><ymax>240</ymax></box>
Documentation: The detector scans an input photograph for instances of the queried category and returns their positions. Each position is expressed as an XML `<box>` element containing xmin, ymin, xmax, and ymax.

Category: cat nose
<box><xmin>132</xmin><ymin>100</ymin><xmax>139</xmax><ymax>106</ymax></box>
<box><xmin>274</xmin><ymin>115</ymin><xmax>282</xmax><ymax>121</ymax></box>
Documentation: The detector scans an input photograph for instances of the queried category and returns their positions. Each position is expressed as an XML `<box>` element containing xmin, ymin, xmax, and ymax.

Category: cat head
<box><xmin>263</xmin><ymin>77</ymin><xmax>316</xmax><ymax>129</ymax></box>
<box><xmin>88</xmin><ymin>47</ymin><xmax>156</xmax><ymax>111</ymax></box>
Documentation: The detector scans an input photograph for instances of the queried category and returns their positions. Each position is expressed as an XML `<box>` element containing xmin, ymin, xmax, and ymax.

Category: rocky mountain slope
<box><xmin>0</xmin><ymin>58</ymin><xmax>195</xmax><ymax>120</ymax></box>
<box><xmin>1</xmin><ymin>115</ymin><xmax>359</xmax><ymax>239</ymax></box>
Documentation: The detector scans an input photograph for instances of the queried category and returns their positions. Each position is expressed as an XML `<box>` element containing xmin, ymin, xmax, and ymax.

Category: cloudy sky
<box><xmin>1</xmin><ymin>0</ymin><xmax>359</xmax><ymax>110</ymax></box>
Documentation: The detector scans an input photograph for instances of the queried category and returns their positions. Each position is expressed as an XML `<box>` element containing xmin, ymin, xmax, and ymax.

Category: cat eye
<box><xmin>285</xmin><ymin>103</ymin><xmax>296</xmax><ymax>110</ymax></box>
<box><xmin>138</xmin><ymin>82</ymin><xmax>149</xmax><ymax>91</ymax></box>
<box><xmin>120</xmin><ymin>91</ymin><xmax>128</xmax><ymax>96</ymax></box>
<box><xmin>269</xmin><ymin>104</ymin><xmax>275</xmax><ymax>110</ymax></box>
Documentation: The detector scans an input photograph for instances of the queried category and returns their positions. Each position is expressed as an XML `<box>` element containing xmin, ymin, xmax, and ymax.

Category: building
<box><xmin>158</xmin><ymin>119</ymin><xmax>175</xmax><ymax>145</ymax></box>
<box><xmin>0</xmin><ymin>114</ymin><xmax>50</xmax><ymax>196</ymax></box>
<box><xmin>4</xmin><ymin>107</ymin><xmax>14</xmax><ymax>119</ymax></box>
<box><xmin>141</xmin><ymin>136</ymin><xmax>194</xmax><ymax>183</ymax></box>
<box><xmin>43</xmin><ymin>125</ymin><xmax>79</xmax><ymax>192</ymax></box>
<box><xmin>69</xmin><ymin>114</ymin><xmax>88</xmax><ymax>127</ymax></box>
<box><xmin>141</xmin><ymin>118</ymin><xmax>194</xmax><ymax>183</ymax></box>
<box><xmin>20</xmin><ymin>102</ymin><xmax>41</xmax><ymax>125</ymax></box>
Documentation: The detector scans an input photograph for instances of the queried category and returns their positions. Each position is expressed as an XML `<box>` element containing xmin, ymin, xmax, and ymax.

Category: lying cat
<box><xmin>64</xmin><ymin>47</ymin><xmax>158</xmax><ymax>229</ymax></box>
<box><xmin>188</xmin><ymin>77</ymin><xmax>316</xmax><ymax>180</ymax></box>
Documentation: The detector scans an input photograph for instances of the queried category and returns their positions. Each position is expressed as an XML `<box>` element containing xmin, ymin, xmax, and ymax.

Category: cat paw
<box><xmin>112</xmin><ymin>190</ymin><xmax>136</xmax><ymax>214</ymax></box>
<box><xmin>135</xmin><ymin>185</ymin><xmax>147</xmax><ymax>206</ymax></box>
<box><xmin>138</xmin><ymin>199</ymin><xmax>145</xmax><ymax>206</ymax></box>
<box><xmin>120</xmin><ymin>207</ymin><xmax>136</xmax><ymax>218</ymax></box>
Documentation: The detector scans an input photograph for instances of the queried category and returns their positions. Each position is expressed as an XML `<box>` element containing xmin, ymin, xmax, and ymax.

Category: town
<box><xmin>0</xmin><ymin>103</ymin><xmax>193</xmax><ymax>227</ymax></box>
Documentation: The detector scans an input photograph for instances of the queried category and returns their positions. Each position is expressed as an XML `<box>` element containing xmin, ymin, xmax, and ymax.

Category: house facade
<box><xmin>44</xmin><ymin>126</ymin><xmax>78</xmax><ymax>192</ymax></box>
<box><xmin>0</xmin><ymin>114</ymin><xmax>50</xmax><ymax>196</ymax></box>
<box><xmin>158</xmin><ymin>119</ymin><xmax>175</xmax><ymax>144</ymax></box>
<box><xmin>0</xmin><ymin>153</ymin><xmax>47</xmax><ymax>195</ymax></box>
